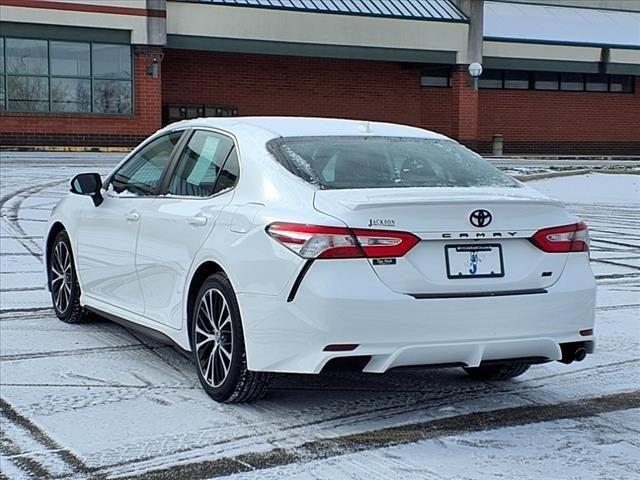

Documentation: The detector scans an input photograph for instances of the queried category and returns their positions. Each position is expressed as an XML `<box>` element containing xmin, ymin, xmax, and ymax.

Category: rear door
<box><xmin>135</xmin><ymin>129</ymin><xmax>238</xmax><ymax>328</ymax></box>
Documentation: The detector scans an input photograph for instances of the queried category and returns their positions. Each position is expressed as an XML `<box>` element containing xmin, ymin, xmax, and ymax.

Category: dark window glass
<box><xmin>534</xmin><ymin>72</ymin><xmax>559</xmax><ymax>90</ymax></box>
<box><xmin>585</xmin><ymin>73</ymin><xmax>608</xmax><ymax>92</ymax></box>
<box><xmin>610</xmin><ymin>75</ymin><xmax>633</xmax><ymax>93</ymax></box>
<box><xmin>0</xmin><ymin>38</ymin><xmax>4</xmax><ymax>74</ymax></box>
<box><xmin>50</xmin><ymin>41</ymin><xmax>90</xmax><ymax>77</ymax></box>
<box><xmin>111</xmin><ymin>132</ymin><xmax>183</xmax><ymax>196</ymax></box>
<box><xmin>504</xmin><ymin>70</ymin><xmax>529</xmax><ymax>89</ymax></box>
<box><xmin>420</xmin><ymin>67</ymin><xmax>451</xmax><ymax>87</ymax></box>
<box><xmin>478</xmin><ymin>69</ymin><xmax>502</xmax><ymax>89</ymax></box>
<box><xmin>0</xmin><ymin>78</ymin><xmax>5</xmax><ymax>111</ymax></box>
<box><xmin>213</xmin><ymin>148</ymin><xmax>239</xmax><ymax>195</ymax></box>
<box><xmin>51</xmin><ymin>78</ymin><xmax>91</xmax><ymax>112</ymax></box>
<box><xmin>560</xmin><ymin>72</ymin><xmax>584</xmax><ymax>91</ymax></box>
<box><xmin>167</xmin><ymin>130</ymin><xmax>235</xmax><ymax>197</ymax></box>
<box><xmin>7</xmin><ymin>76</ymin><xmax>49</xmax><ymax>111</ymax></box>
<box><xmin>93</xmin><ymin>79</ymin><xmax>132</xmax><ymax>114</ymax></box>
<box><xmin>92</xmin><ymin>44</ymin><xmax>131</xmax><ymax>79</ymax></box>
<box><xmin>6</xmin><ymin>38</ymin><xmax>48</xmax><ymax>75</ymax></box>
<box><xmin>268</xmin><ymin>137</ymin><xmax>519</xmax><ymax>189</ymax></box>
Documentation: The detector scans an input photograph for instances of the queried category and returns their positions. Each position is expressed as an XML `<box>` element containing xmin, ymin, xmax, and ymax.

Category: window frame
<box><xmin>477</xmin><ymin>68</ymin><xmax>635</xmax><ymax>94</ymax></box>
<box><xmin>157</xmin><ymin>127</ymin><xmax>241</xmax><ymax>200</ymax></box>
<box><xmin>106</xmin><ymin>130</ymin><xmax>187</xmax><ymax>198</ymax></box>
<box><xmin>0</xmin><ymin>36</ymin><xmax>134</xmax><ymax>115</ymax></box>
<box><xmin>420</xmin><ymin>66</ymin><xmax>452</xmax><ymax>88</ymax></box>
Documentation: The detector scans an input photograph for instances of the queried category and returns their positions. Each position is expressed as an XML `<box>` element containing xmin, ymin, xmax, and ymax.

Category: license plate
<box><xmin>445</xmin><ymin>244</ymin><xmax>504</xmax><ymax>279</ymax></box>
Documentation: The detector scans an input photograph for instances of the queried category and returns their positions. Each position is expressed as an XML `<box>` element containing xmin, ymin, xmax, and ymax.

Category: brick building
<box><xmin>0</xmin><ymin>0</ymin><xmax>638</xmax><ymax>155</ymax></box>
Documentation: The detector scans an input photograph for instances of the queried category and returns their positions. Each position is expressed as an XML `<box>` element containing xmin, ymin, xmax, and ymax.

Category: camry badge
<box><xmin>469</xmin><ymin>209</ymin><xmax>492</xmax><ymax>228</ymax></box>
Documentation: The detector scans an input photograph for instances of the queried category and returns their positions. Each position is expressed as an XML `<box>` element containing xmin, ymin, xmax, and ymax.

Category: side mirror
<box><xmin>70</xmin><ymin>173</ymin><xmax>103</xmax><ymax>207</ymax></box>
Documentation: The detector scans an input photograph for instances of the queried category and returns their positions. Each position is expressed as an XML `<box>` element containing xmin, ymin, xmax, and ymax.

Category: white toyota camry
<box><xmin>45</xmin><ymin>117</ymin><xmax>596</xmax><ymax>403</ymax></box>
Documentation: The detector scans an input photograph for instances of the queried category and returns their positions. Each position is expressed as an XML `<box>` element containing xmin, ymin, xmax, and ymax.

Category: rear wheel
<box><xmin>463</xmin><ymin>362</ymin><xmax>530</xmax><ymax>381</ymax></box>
<box><xmin>190</xmin><ymin>273</ymin><xmax>271</xmax><ymax>403</ymax></box>
<box><xmin>48</xmin><ymin>230</ymin><xmax>88</xmax><ymax>323</ymax></box>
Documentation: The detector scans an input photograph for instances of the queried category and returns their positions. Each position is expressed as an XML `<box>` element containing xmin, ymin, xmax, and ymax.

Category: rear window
<box><xmin>267</xmin><ymin>136</ymin><xmax>519</xmax><ymax>189</ymax></box>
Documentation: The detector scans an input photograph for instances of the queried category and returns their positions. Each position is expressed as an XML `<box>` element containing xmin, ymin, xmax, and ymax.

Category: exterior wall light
<box><xmin>147</xmin><ymin>53</ymin><xmax>164</xmax><ymax>79</ymax></box>
<box><xmin>468</xmin><ymin>62</ymin><xmax>483</xmax><ymax>90</ymax></box>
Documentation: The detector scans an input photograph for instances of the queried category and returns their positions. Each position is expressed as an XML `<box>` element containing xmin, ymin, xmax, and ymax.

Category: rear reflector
<box><xmin>323</xmin><ymin>344</ymin><xmax>359</xmax><ymax>352</ymax></box>
<box><xmin>580</xmin><ymin>328</ymin><xmax>594</xmax><ymax>337</ymax></box>
<box><xmin>531</xmin><ymin>222</ymin><xmax>589</xmax><ymax>253</ymax></box>
<box><xmin>266</xmin><ymin>223</ymin><xmax>419</xmax><ymax>259</ymax></box>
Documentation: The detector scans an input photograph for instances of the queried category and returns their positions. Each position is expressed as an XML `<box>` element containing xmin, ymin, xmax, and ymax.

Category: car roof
<box><xmin>159</xmin><ymin>116</ymin><xmax>449</xmax><ymax>141</ymax></box>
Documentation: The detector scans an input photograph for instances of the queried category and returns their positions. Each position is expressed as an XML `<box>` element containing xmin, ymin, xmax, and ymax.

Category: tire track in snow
<box><xmin>111</xmin><ymin>390</ymin><xmax>640</xmax><ymax>480</ymax></box>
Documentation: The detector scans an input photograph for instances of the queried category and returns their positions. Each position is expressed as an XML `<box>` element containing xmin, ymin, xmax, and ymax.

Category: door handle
<box><xmin>125</xmin><ymin>211</ymin><xmax>140</xmax><ymax>222</ymax></box>
<box><xmin>187</xmin><ymin>214</ymin><xmax>207</xmax><ymax>227</ymax></box>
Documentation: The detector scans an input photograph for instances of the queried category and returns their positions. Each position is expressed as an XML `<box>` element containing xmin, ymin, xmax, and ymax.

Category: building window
<box><xmin>478</xmin><ymin>69</ymin><xmax>634</xmax><ymax>94</ymax></box>
<box><xmin>504</xmin><ymin>70</ymin><xmax>529</xmax><ymax>89</ymax></box>
<box><xmin>560</xmin><ymin>72</ymin><xmax>584</xmax><ymax>91</ymax></box>
<box><xmin>585</xmin><ymin>73</ymin><xmax>608</xmax><ymax>92</ymax></box>
<box><xmin>534</xmin><ymin>71</ymin><xmax>559</xmax><ymax>90</ymax></box>
<box><xmin>420</xmin><ymin>66</ymin><xmax>451</xmax><ymax>87</ymax></box>
<box><xmin>478</xmin><ymin>69</ymin><xmax>502</xmax><ymax>89</ymax></box>
<box><xmin>610</xmin><ymin>75</ymin><xmax>634</xmax><ymax>93</ymax></box>
<box><xmin>0</xmin><ymin>37</ymin><xmax>133</xmax><ymax>114</ymax></box>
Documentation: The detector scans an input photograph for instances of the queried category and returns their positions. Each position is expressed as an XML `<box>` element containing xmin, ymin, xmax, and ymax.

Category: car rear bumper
<box><xmin>238</xmin><ymin>254</ymin><xmax>596</xmax><ymax>374</ymax></box>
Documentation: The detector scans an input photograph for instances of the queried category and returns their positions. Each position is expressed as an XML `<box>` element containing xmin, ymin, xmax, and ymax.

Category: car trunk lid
<box><xmin>314</xmin><ymin>186</ymin><xmax>575</xmax><ymax>295</ymax></box>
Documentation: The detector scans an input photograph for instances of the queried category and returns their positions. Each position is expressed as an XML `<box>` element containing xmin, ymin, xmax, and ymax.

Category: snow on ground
<box><xmin>530</xmin><ymin>173</ymin><xmax>640</xmax><ymax>205</ymax></box>
<box><xmin>0</xmin><ymin>153</ymin><xmax>639</xmax><ymax>480</ymax></box>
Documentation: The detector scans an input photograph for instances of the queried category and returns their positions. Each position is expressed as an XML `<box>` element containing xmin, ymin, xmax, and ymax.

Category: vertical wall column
<box><xmin>134</xmin><ymin>45</ymin><xmax>164</xmax><ymax>132</ymax></box>
<box><xmin>451</xmin><ymin>66</ymin><xmax>479</xmax><ymax>149</ymax></box>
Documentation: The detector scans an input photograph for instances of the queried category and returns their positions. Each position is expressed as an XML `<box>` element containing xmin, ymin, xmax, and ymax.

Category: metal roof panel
<box><xmin>174</xmin><ymin>0</ymin><xmax>468</xmax><ymax>21</ymax></box>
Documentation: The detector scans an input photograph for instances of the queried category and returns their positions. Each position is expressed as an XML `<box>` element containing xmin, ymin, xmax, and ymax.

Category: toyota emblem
<box><xmin>470</xmin><ymin>209</ymin><xmax>492</xmax><ymax>228</ymax></box>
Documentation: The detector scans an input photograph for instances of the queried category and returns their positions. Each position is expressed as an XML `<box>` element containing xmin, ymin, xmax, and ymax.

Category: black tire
<box><xmin>190</xmin><ymin>273</ymin><xmax>272</xmax><ymax>403</ymax></box>
<box><xmin>463</xmin><ymin>362</ymin><xmax>531</xmax><ymax>381</ymax></box>
<box><xmin>48</xmin><ymin>230</ymin><xmax>88</xmax><ymax>324</ymax></box>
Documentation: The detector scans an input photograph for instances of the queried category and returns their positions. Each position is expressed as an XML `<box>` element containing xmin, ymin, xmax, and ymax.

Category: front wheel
<box><xmin>48</xmin><ymin>230</ymin><xmax>88</xmax><ymax>323</ymax></box>
<box><xmin>463</xmin><ymin>362</ymin><xmax>530</xmax><ymax>381</ymax></box>
<box><xmin>190</xmin><ymin>273</ymin><xmax>271</xmax><ymax>403</ymax></box>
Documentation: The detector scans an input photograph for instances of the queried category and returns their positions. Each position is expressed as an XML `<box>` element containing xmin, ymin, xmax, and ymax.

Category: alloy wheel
<box><xmin>195</xmin><ymin>288</ymin><xmax>234</xmax><ymax>388</ymax></box>
<box><xmin>51</xmin><ymin>241</ymin><xmax>72</xmax><ymax>313</ymax></box>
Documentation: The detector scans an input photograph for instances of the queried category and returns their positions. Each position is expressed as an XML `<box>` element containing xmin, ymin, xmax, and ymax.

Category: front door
<box><xmin>77</xmin><ymin>131</ymin><xmax>183</xmax><ymax>313</ymax></box>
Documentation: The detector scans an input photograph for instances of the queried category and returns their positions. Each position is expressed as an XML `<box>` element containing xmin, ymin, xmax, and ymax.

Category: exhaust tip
<box><xmin>574</xmin><ymin>347</ymin><xmax>587</xmax><ymax>362</ymax></box>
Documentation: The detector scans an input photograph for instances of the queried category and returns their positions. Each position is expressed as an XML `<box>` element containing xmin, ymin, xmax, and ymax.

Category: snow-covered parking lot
<box><xmin>1</xmin><ymin>153</ymin><xmax>639</xmax><ymax>480</ymax></box>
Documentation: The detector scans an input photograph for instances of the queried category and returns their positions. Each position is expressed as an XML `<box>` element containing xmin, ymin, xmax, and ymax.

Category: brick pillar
<box><xmin>134</xmin><ymin>46</ymin><xmax>164</xmax><ymax>131</ymax></box>
<box><xmin>451</xmin><ymin>66</ymin><xmax>479</xmax><ymax>150</ymax></box>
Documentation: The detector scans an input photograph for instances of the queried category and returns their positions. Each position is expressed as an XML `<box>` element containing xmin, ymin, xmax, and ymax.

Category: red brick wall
<box><xmin>2</xmin><ymin>44</ymin><xmax>638</xmax><ymax>155</ymax></box>
<box><xmin>477</xmin><ymin>77</ymin><xmax>640</xmax><ymax>154</ymax></box>
<box><xmin>162</xmin><ymin>49</ymin><xmax>453</xmax><ymax>137</ymax></box>
<box><xmin>0</xmin><ymin>48</ymin><xmax>162</xmax><ymax>146</ymax></box>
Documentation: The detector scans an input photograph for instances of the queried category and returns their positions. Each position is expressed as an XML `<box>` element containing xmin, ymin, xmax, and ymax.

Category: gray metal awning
<box><xmin>174</xmin><ymin>0</ymin><xmax>467</xmax><ymax>22</ymax></box>
<box><xmin>484</xmin><ymin>1</ymin><xmax>640</xmax><ymax>49</ymax></box>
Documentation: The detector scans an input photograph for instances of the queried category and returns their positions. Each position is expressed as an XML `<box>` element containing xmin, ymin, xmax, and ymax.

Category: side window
<box><xmin>213</xmin><ymin>148</ymin><xmax>239</xmax><ymax>195</ymax></box>
<box><xmin>111</xmin><ymin>132</ymin><xmax>182</xmax><ymax>196</ymax></box>
<box><xmin>167</xmin><ymin>130</ymin><xmax>235</xmax><ymax>197</ymax></box>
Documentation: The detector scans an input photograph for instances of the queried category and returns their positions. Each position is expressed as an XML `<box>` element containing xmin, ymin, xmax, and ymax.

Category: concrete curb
<box><xmin>0</xmin><ymin>146</ymin><xmax>132</xmax><ymax>153</ymax></box>
<box><xmin>516</xmin><ymin>168</ymin><xmax>640</xmax><ymax>182</ymax></box>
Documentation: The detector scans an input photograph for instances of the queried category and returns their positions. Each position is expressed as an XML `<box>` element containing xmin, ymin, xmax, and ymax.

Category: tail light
<box><xmin>266</xmin><ymin>223</ymin><xmax>419</xmax><ymax>259</ymax></box>
<box><xmin>531</xmin><ymin>222</ymin><xmax>589</xmax><ymax>253</ymax></box>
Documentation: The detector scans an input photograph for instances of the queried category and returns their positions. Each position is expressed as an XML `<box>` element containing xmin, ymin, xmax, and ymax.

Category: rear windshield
<box><xmin>267</xmin><ymin>136</ymin><xmax>519</xmax><ymax>190</ymax></box>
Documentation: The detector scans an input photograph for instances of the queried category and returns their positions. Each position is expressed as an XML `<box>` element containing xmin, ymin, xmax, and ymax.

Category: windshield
<box><xmin>267</xmin><ymin>136</ymin><xmax>519</xmax><ymax>190</ymax></box>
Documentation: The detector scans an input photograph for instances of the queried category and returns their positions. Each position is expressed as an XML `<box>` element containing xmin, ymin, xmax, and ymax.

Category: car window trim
<box><xmin>104</xmin><ymin>129</ymin><xmax>188</xmax><ymax>199</ymax></box>
<box><xmin>157</xmin><ymin>128</ymin><xmax>195</xmax><ymax>195</ymax></box>
<box><xmin>156</xmin><ymin>127</ymin><xmax>240</xmax><ymax>200</ymax></box>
